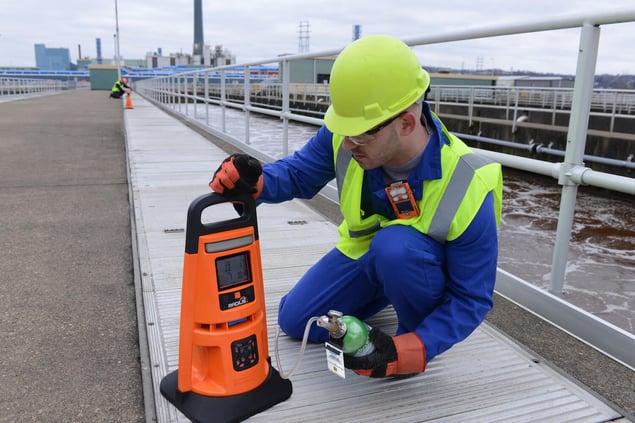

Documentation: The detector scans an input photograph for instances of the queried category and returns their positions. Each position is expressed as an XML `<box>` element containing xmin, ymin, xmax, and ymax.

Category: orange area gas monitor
<box><xmin>160</xmin><ymin>192</ymin><xmax>292</xmax><ymax>423</ymax></box>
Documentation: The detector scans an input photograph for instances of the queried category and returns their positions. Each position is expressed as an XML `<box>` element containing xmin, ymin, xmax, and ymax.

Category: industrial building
<box><xmin>34</xmin><ymin>44</ymin><xmax>72</xmax><ymax>70</ymax></box>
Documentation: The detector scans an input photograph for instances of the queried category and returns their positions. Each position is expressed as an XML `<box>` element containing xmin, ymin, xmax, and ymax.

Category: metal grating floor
<box><xmin>124</xmin><ymin>96</ymin><xmax>626</xmax><ymax>423</ymax></box>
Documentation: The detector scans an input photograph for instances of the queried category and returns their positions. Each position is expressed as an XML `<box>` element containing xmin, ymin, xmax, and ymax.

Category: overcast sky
<box><xmin>1</xmin><ymin>1</ymin><xmax>634</xmax><ymax>75</ymax></box>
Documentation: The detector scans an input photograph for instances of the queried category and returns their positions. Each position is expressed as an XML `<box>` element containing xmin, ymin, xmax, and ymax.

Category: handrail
<box><xmin>0</xmin><ymin>77</ymin><xmax>68</xmax><ymax>97</ymax></box>
<box><xmin>135</xmin><ymin>8</ymin><xmax>635</xmax><ymax>370</ymax></box>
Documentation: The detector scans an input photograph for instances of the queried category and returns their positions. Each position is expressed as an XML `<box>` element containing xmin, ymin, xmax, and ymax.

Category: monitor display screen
<box><xmin>216</xmin><ymin>252</ymin><xmax>251</xmax><ymax>290</ymax></box>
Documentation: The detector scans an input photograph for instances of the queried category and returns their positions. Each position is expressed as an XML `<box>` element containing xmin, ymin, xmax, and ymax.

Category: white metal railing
<box><xmin>137</xmin><ymin>78</ymin><xmax>635</xmax><ymax>137</ymax></box>
<box><xmin>220</xmin><ymin>83</ymin><xmax>635</xmax><ymax>125</ymax></box>
<box><xmin>136</xmin><ymin>9</ymin><xmax>635</xmax><ymax>370</ymax></box>
<box><xmin>427</xmin><ymin>85</ymin><xmax>635</xmax><ymax>135</ymax></box>
<box><xmin>0</xmin><ymin>77</ymin><xmax>69</xmax><ymax>97</ymax></box>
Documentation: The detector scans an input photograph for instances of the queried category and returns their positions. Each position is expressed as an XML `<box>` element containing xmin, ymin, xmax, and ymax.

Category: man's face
<box><xmin>341</xmin><ymin>118</ymin><xmax>404</xmax><ymax>169</ymax></box>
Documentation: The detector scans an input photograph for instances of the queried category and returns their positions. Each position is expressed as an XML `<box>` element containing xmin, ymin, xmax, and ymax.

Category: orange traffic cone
<box><xmin>125</xmin><ymin>92</ymin><xmax>134</xmax><ymax>109</ymax></box>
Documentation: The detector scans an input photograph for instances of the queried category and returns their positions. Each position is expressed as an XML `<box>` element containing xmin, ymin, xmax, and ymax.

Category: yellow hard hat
<box><xmin>324</xmin><ymin>35</ymin><xmax>430</xmax><ymax>136</ymax></box>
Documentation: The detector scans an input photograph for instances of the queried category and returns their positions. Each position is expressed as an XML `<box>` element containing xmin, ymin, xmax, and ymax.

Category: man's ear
<box><xmin>398</xmin><ymin>110</ymin><xmax>419</xmax><ymax>136</ymax></box>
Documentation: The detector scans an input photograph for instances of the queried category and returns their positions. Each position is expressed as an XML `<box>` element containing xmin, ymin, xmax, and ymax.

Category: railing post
<box><xmin>550</xmin><ymin>22</ymin><xmax>601</xmax><ymax>295</ymax></box>
<box><xmin>205</xmin><ymin>70</ymin><xmax>210</xmax><ymax>127</ymax></box>
<box><xmin>220</xmin><ymin>69</ymin><xmax>226</xmax><ymax>133</ymax></box>
<box><xmin>168</xmin><ymin>77</ymin><xmax>172</xmax><ymax>107</ymax></box>
<box><xmin>176</xmin><ymin>76</ymin><xmax>180</xmax><ymax>113</ymax></box>
<box><xmin>179</xmin><ymin>76</ymin><xmax>183</xmax><ymax>112</ymax></box>
<box><xmin>184</xmin><ymin>76</ymin><xmax>189</xmax><ymax>117</ymax></box>
<box><xmin>433</xmin><ymin>87</ymin><xmax>441</xmax><ymax>114</ymax></box>
<box><xmin>171</xmin><ymin>77</ymin><xmax>175</xmax><ymax>109</ymax></box>
<box><xmin>164</xmin><ymin>78</ymin><xmax>169</xmax><ymax>106</ymax></box>
<box><xmin>244</xmin><ymin>66</ymin><xmax>251</xmax><ymax>145</ymax></box>
<box><xmin>468</xmin><ymin>87</ymin><xmax>474</xmax><ymax>127</ymax></box>
<box><xmin>552</xmin><ymin>90</ymin><xmax>558</xmax><ymax>125</ymax></box>
<box><xmin>511</xmin><ymin>90</ymin><xmax>520</xmax><ymax>133</ymax></box>
<box><xmin>281</xmin><ymin>59</ymin><xmax>290</xmax><ymax>158</ymax></box>
<box><xmin>193</xmin><ymin>73</ymin><xmax>198</xmax><ymax>119</ymax></box>
<box><xmin>167</xmin><ymin>77</ymin><xmax>170</xmax><ymax>105</ymax></box>
<box><xmin>610</xmin><ymin>90</ymin><xmax>617</xmax><ymax>133</ymax></box>
<box><xmin>177</xmin><ymin>76</ymin><xmax>181</xmax><ymax>112</ymax></box>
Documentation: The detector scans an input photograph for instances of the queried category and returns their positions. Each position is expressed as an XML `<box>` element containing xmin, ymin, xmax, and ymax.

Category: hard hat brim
<box><xmin>324</xmin><ymin>105</ymin><xmax>389</xmax><ymax>137</ymax></box>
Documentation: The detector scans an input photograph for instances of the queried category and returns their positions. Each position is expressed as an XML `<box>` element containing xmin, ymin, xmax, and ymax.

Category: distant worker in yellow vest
<box><xmin>110</xmin><ymin>77</ymin><xmax>131</xmax><ymax>99</ymax></box>
<box><xmin>210</xmin><ymin>35</ymin><xmax>503</xmax><ymax>378</ymax></box>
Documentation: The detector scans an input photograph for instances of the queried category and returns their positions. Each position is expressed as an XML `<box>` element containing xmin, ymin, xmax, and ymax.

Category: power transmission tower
<box><xmin>476</xmin><ymin>56</ymin><xmax>484</xmax><ymax>73</ymax></box>
<box><xmin>298</xmin><ymin>21</ymin><xmax>310</xmax><ymax>53</ymax></box>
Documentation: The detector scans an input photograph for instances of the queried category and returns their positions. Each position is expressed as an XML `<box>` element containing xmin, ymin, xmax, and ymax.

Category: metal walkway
<box><xmin>124</xmin><ymin>94</ymin><xmax>628</xmax><ymax>422</ymax></box>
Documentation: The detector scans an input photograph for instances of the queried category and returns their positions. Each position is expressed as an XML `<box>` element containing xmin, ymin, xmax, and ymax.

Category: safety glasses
<box><xmin>346</xmin><ymin>112</ymin><xmax>404</xmax><ymax>146</ymax></box>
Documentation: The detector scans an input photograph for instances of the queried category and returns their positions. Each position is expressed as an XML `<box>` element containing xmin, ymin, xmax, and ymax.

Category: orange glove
<box><xmin>210</xmin><ymin>154</ymin><xmax>264</xmax><ymax>199</ymax></box>
<box><xmin>344</xmin><ymin>329</ymin><xmax>426</xmax><ymax>378</ymax></box>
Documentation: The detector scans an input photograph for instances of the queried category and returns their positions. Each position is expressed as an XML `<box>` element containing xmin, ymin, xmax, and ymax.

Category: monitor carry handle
<box><xmin>184</xmin><ymin>191</ymin><xmax>258</xmax><ymax>254</ymax></box>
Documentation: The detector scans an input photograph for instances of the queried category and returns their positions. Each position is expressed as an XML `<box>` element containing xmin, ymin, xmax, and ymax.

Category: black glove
<box><xmin>209</xmin><ymin>154</ymin><xmax>263</xmax><ymax>199</ymax></box>
<box><xmin>344</xmin><ymin>328</ymin><xmax>426</xmax><ymax>378</ymax></box>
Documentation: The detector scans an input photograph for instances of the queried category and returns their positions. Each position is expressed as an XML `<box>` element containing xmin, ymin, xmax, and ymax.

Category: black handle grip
<box><xmin>184</xmin><ymin>192</ymin><xmax>258</xmax><ymax>254</ymax></box>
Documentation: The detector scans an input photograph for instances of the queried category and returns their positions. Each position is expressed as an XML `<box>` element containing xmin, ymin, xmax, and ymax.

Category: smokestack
<box><xmin>193</xmin><ymin>0</ymin><xmax>204</xmax><ymax>57</ymax></box>
<box><xmin>353</xmin><ymin>25</ymin><xmax>362</xmax><ymax>41</ymax></box>
<box><xmin>96</xmin><ymin>38</ymin><xmax>102</xmax><ymax>64</ymax></box>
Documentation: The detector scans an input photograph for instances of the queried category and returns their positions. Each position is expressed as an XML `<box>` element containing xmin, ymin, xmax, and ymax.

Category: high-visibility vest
<box><xmin>111</xmin><ymin>80</ymin><xmax>125</xmax><ymax>93</ymax></box>
<box><xmin>332</xmin><ymin>120</ymin><xmax>503</xmax><ymax>259</ymax></box>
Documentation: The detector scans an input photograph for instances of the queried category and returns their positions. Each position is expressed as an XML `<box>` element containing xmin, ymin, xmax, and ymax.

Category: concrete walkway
<box><xmin>0</xmin><ymin>90</ymin><xmax>144</xmax><ymax>422</ymax></box>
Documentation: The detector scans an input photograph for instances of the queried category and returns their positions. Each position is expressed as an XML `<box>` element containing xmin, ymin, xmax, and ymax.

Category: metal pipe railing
<box><xmin>0</xmin><ymin>77</ymin><xmax>67</xmax><ymax>98</ymax></box>
<box><xmin>458</xmin><ymin>133</ymin><xmax>635</xmax><ymax>172</ymax></box>
<box><xmin>550</xmin><ymin>23</ymin><xmax>600</xmax><ymax>294</ymax></box>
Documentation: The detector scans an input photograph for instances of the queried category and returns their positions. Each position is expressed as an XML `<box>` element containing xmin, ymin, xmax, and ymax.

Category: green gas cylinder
<box><xmin>317</xmin><ymin>310</ymin><xmax>376</xmax><ymax>357</ymax></box>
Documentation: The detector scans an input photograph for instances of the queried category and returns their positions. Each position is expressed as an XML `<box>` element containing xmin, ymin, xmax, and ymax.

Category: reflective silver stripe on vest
<box><xmin>335</xmin><ymin>145</ymin><xmax>380</xmax><ymax>238</ymax></box>
<box><xmin>427</xmin><ymin>153</ymin><xmax>493</xmax><ymax>243</ymax></box>
<box><xmin>335</xmin><ymin>145</ymin><xmax>352</xmax><ymax>201</ymax></box>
